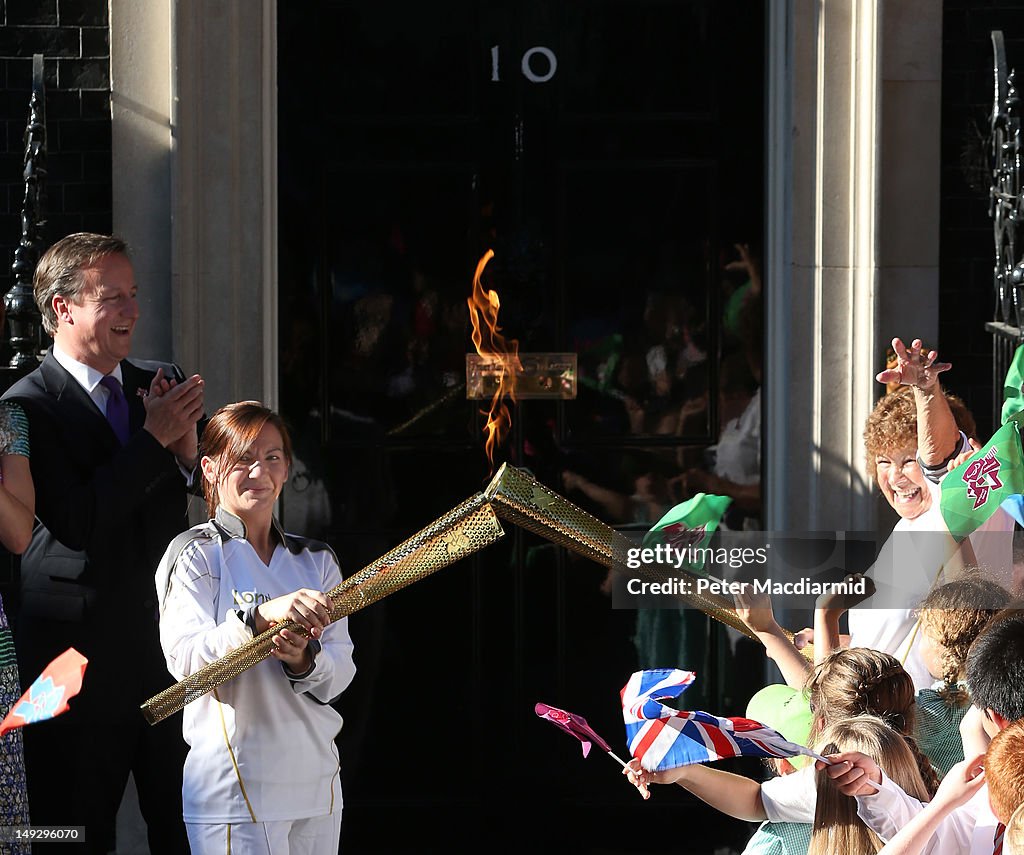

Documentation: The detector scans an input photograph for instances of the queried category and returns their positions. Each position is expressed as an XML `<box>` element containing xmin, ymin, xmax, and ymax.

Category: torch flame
<box><xmin>467</xmin><ymin>250</ymin><xmax>521</xmax><ymax>472</ymax></box>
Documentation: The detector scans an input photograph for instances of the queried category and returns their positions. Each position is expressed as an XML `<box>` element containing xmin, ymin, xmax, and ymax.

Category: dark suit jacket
<box><xmin>3</xmin><ymin>349</ymin><xmax>194</xmax><ymax>699</ymax></box>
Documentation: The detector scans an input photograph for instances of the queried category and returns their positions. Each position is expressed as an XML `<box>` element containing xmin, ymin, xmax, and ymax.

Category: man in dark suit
<box><xmin>4</xmin><ymin>233</ymin><xmax>203</xmax><ymax>854</ymax></box>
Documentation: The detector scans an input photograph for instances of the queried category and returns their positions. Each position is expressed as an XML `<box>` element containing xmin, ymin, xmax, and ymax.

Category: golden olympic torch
<box><xmin>142</xmin><ymin>465</ymin><xmax>805</xmax><ymax>725</ymax></box>
<box><xmin>141</xmin><ymin>494</ymin><xmax>504</xmax><ymax>725</ymax></box>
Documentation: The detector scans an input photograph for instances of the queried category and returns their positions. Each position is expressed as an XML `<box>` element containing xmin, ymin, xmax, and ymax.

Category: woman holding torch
<box><xmin>156</xmin><ymin>401</ymin><xmax>355</xmax><ymax>855</ymax></box>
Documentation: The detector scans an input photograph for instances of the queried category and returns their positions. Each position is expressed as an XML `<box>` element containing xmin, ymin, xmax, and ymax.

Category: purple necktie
<box><xmin>99</xmin><ymin>375</ymin><xmax>130</xmax><ymax>445</ymax></box>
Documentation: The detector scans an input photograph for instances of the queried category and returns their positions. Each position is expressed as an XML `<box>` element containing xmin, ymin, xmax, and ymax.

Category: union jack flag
<box><xmin>621</xmin><ymin>669</ymin><xmax>825</xmax><ymax>771</ymax></box>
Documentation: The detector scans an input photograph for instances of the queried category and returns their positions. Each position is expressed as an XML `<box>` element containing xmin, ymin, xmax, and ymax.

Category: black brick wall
<box><xmin>0</xmin><ymin>0</ymin><xmax>112</xmax><ymax>295</ymax></box>
<box><xmin>940</xmin><ymin>1</ymin><xmax>1024</xmax><ymax>439</ymax></box>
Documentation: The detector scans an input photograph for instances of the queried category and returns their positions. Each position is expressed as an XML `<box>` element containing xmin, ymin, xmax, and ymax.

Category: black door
<box><xmin>279</xmin><ymin>2</ymin><xmax>765</xmax><ymax>850</ymax></box>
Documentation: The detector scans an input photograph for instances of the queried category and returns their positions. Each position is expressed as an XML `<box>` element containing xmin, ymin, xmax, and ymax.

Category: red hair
<box><xmin>200</xmin><ymin>401</ymin><xmax>293</xmax><ymax>516</ymax></box>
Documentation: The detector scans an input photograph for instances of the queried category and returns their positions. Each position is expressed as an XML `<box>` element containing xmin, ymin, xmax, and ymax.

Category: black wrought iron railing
<box><xmin>988</xmin><ymin>32</ymin><xmax>1024</xmax><ymax>428</ymax></box>
<box><xmin>4</xmin><ymin>53</ymin><xmax>47</xmax><ymax>376</ymax></box>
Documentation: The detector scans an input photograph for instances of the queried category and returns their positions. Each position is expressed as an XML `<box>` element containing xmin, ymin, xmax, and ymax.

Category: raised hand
<box><xmin>815</xmin><ymin>573</ymin><xmax>876</xmax><ymax>615</ymax></box>
<box><xmin>724</xmin><ymin>243</ymin><xmax>755</xmax><ymax>276</ymax></box>
<box><xmin>930</xmin><ymin>755</ymin><xmax>986</xmax><ymax>811</ymax></box>
<box><xmin>734</xmin><ymin>587</ymin><xmax>780</xmax><ymax>634</ymax></box>
<box><xmin>143</xmin><ymin>370</ymin><xmax>204</xmax><ymax>449</ymax></box>
<box><xmin>876</xmin><ymin>337</ymin><xmax>951</xmax><ymax>391</ymax></box>
<box><xmin>959</xmin><ymin>705</ymin><xmax>992</xmax><ymax>758</ymax></box>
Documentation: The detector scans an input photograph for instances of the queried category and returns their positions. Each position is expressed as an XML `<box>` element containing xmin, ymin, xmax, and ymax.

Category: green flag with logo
<box><xmin>940</xmin><ymin>411</ymin><xmax>1024</xmax><ymax>542</ymax></box>
<box><xmin>1002</xmin><ymin>345</ymin><xmax>1024</xmax><ymax>425</ymax></box>
<box><xmin>642</xmin><ymin>493</ymin><xmax>733</xmax><ymax>575</ymax></box>
<box><xmin>632</xmin><ymin>493</ymin><xmax>732</xmax><ymax>703</ymax></box>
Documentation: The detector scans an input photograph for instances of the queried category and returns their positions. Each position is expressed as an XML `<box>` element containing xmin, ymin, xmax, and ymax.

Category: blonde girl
<box><xmin>809</xmin><ymin>715</ymin><xmax>932</xmax><ymax>855</ymax></box>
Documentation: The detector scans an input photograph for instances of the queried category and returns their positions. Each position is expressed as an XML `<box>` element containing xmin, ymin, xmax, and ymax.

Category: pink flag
<box><xmin>535</xmin><ymin>702</ymin><xmax>613</xmax><ymax>758</ymax></box>
<box><xmin>0</xmin><ymin>648</ymin><xmax>88</xmax><ymax>736</ymax></box>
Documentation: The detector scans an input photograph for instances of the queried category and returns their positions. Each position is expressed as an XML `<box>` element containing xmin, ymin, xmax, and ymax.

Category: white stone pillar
<box><xmin>110</xmin><ymin>0</ymin><xmax>174</xmax><ymax>362</ymax></box>
<box><xmin>766</xmin><ymin>0</ymin><xmax>876</xmax><ymax>532</ymax></box>
<box><xmin>766</xmin><ymin>0</ymin><xmax>941</xmax><ymax>533</ymax></box>
<box><xmin>170</xmin><ymin>0</ymin><xmax>279</xmax><ymax>410</ymax></box>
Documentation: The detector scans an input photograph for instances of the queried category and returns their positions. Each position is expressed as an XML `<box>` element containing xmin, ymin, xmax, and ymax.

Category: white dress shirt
<box><xmin>759</xmin><ymin>765</ymin><xmax>816</xmax><ymax>822</ymax></box>
<box><xmin>52</xmin><ymin>342</ymin><xmax>126</xmax><ymax>417</ymax></box>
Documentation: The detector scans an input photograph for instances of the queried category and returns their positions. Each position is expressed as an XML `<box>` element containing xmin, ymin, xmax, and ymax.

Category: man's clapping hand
<box><xmin>143</xmin><ymin>369</ymin><xmax>204</xmax><ymax>468</ymax></box>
